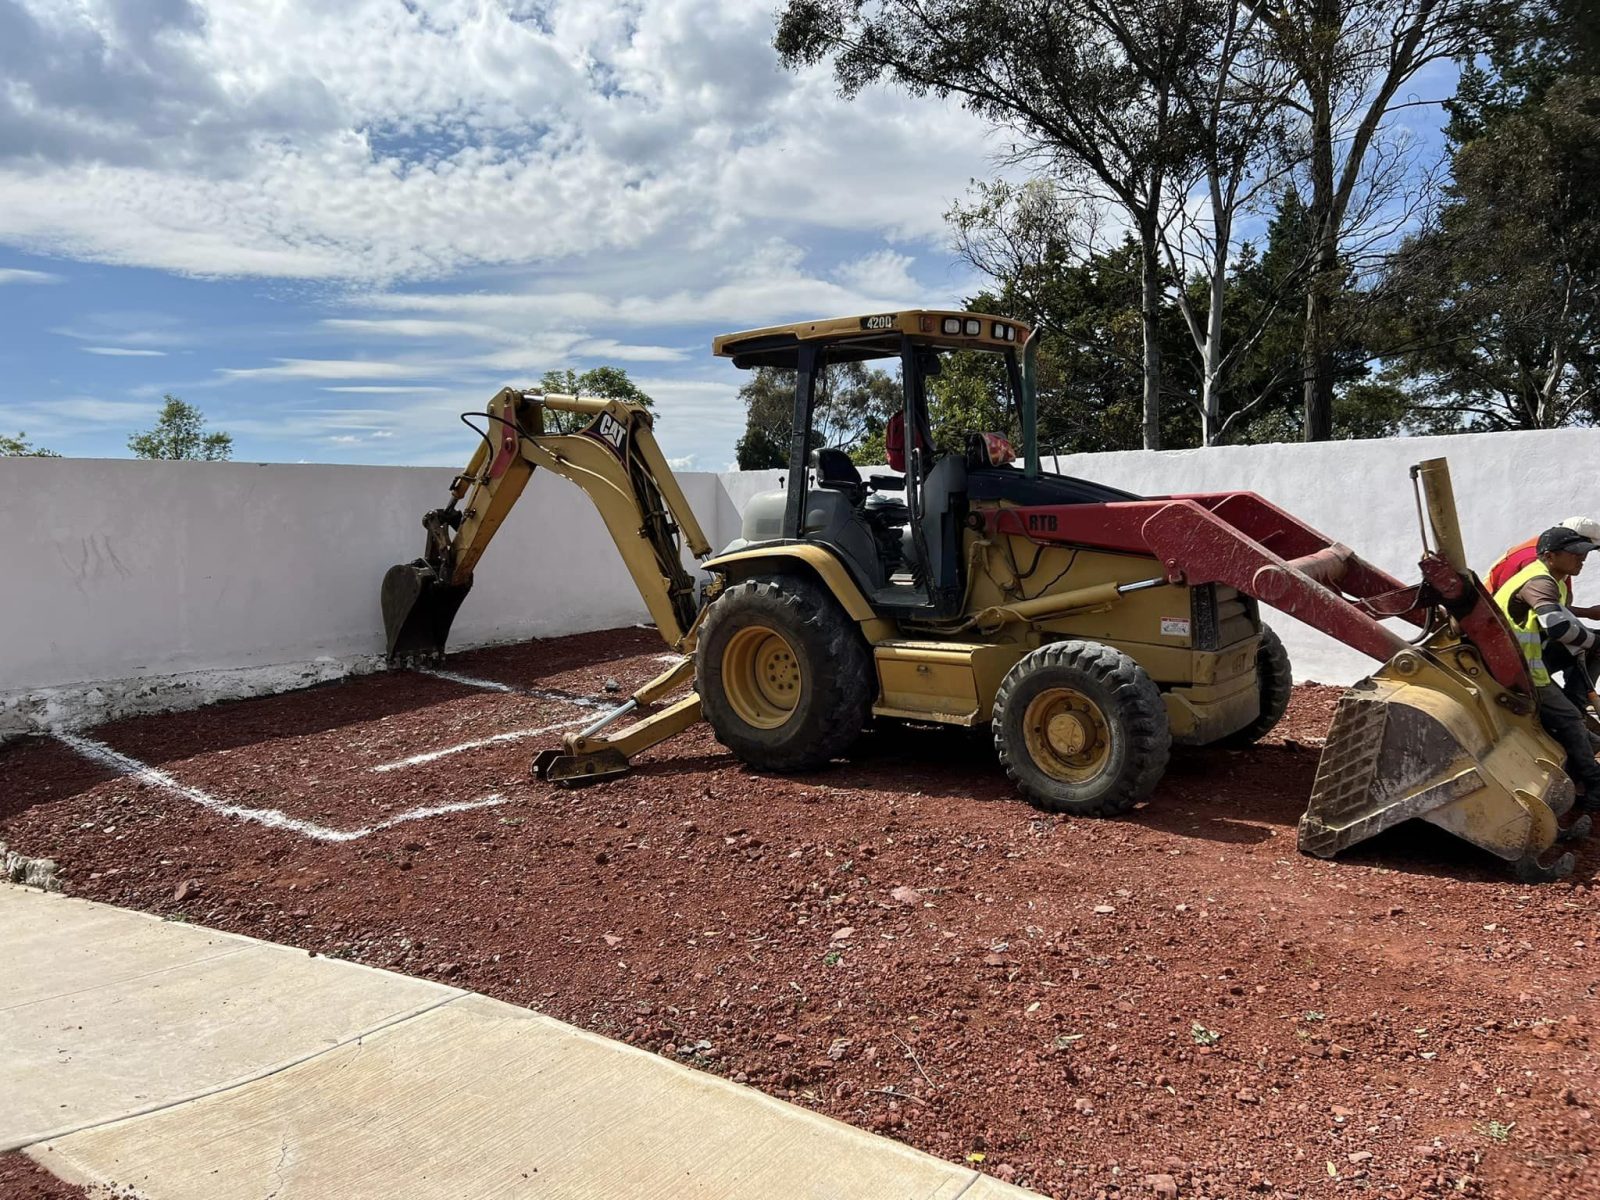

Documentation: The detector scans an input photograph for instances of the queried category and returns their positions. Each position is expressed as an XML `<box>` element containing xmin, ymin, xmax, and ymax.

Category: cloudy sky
<box><xmin>0</xmin><ymin>0</ymin><xmax>1004</xmax><ymax>469</ymax></box>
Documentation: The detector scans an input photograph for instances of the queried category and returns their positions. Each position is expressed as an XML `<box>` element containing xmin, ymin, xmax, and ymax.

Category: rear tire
<box><xmin>1217</xmin><ymin>624</ymin><xmax>1292</xmax><ymax>747</ymax></box>
<box><xmin>993</xmin><ymin>640</ymin><xmax>1171</xmax><ymax>816</ymax></box>
<box><xmin>697</xmin><ymin>574</ymin><xmax>872</xmax><ymax>772</ymax></box>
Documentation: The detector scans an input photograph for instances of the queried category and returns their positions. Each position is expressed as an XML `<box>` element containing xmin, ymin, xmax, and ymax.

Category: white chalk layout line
<box><xmin>420</xmin><ymin>666</ymin><xmax>514</xmax><ymax>693</ymax></box>
<box><xmin>419</xmin><ymin>666</ymin><xmax>611</xmax><ymax>711</ymax></box>
<box><xmin>370</xmin><ymin>717</ymin><xmax>590</xmax><ymax>773</ymax></box>
<box><xmin>54</xmin><ymin>732</ymin><xmax>509</xmax><ymax>844</ymax></box>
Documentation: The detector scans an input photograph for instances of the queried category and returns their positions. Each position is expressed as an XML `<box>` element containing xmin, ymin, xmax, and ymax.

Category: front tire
<box><xmin>993</xmin><ymin>641</ymin><xmax>1171</xmax><ymax>816</ymax></box>
<box><xmin>697</xmin><ymin>574</ymin><xmax>873</xmax><ymax>772</ymax></box>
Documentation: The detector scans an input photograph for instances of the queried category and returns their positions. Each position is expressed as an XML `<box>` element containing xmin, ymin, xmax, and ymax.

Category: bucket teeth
<box><xmin>382</xmin><ymin>560</ymin><xmax>472</xmax><ymax>665</ymax></box>
<box><xmin>1301</xmin><ymin>665</ymin><xmax>1569</xmax><ymax>872</ymax></box>
<box><xmin>1515</xmin><ymin>851</ymin><xmax>1575</xmax><ymax>883</ymax></box>
<box><xmin>1297</xmin><ymin>695</ymin><xmax>1389</xmax><ymax>858</ymax></box>
<box><xmin>1558</xmin><ymin>813</ymin><xmax>1593</xmax><ymax>843</ymax></box>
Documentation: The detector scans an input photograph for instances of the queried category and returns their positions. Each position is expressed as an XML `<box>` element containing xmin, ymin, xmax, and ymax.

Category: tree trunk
<box><xmin>1200</xmin><ymin>329</ymin><xmax>1220</xmax><ymax>446</ymax></box>
<box><xmin>1301</xmin><ymin>0</ymin><xmax>1338</xmax><ymax>442</ymax></box>
<box><xmin>1201</xmin><ymin>207</ymin><xmax>1230</xmax><ymax>445</ymax></box>
<box><xmin>1302</xmin><ymin>260</ymin><xmax>1336</xmax><ymax>441</ymax></box>
<box><xmin>1140</xmin><ymin>226</ymin><xmax>1163</xmax><ymax>451</ymax></box>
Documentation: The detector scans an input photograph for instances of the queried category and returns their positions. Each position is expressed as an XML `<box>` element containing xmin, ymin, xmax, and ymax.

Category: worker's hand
<box><xmin>1574</xmin><ymin>605</ymin><xmax>1600</xmax><ymax>619</ymax></box>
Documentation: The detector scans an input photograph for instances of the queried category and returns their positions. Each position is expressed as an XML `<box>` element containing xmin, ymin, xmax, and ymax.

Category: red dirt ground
<box><xmin>0</xmin><ymin>1154</ymin><xmax>90</xmax><ymax>1200</ymax></box>
<box><xmin>4</xmin><ymin>625</ymin><xmax>1599</xmax><ymax>1199</ymax></box>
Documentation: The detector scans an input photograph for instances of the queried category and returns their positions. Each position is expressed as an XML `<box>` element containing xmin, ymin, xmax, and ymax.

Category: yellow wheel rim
<box><xmin>722</xmin><ymin>625</ymin><xmax>803</xmax><ymax>729</ymax></box>
<box><xmin>1022</xmin><ymin>687</ymin><xmax>1112</xmax><ymax>783</ymax></box>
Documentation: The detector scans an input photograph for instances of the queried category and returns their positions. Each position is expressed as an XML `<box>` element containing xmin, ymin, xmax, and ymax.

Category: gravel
<box><xmin>3</xmin><ymin>626</ymin><xmax>1597</xmax><ymax>1198</ymax></box>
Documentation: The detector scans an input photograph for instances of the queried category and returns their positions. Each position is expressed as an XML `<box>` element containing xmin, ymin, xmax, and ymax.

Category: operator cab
<box><xmin>713</xmin><ymin>310</ymin><xmax>1135</xmax><ymax>618</ymax></box>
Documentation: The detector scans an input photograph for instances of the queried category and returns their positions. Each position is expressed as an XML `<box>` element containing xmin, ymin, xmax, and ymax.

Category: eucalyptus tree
<box><xmin>941</xmin><ymin>9</ymin><xmax>1308</xmax><ymax>448</ymax></box>
<box><xmin>776</xmin><ymin>0</ymin><xmax>1222</xmax><ymax>450</ymax></box>
<box><xmin>1156</xmin><ymin>2</ymin><xmax>1307</xmax><ymax>443</ymax></box>
<box><xmin>1241</xmin><ymin>0</ymin><xmax>1487</xmax><ymax>440</ymax></box>
<box><xmin>1383</xmin><ymin>0</ymin><xmax>1600</xmax><ymax>431</ymax></box>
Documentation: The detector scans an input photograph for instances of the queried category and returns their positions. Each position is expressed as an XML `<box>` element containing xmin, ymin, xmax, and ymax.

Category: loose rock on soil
<box><xmin>2</xmin><ymin>626</ymin><xmax>1597</xmax><ymax>1199</ymax></box>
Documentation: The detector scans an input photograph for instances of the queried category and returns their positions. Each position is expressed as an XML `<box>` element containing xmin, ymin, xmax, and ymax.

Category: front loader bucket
<box><xmin>382</xmin><ymin>560</ymin><xmax>471</xmax><ymax>665</ymax></box>
<box><xmin>1300</xmin><ymin>648</ymin><xmax>1576</xmax><ymax>879</ymax></box>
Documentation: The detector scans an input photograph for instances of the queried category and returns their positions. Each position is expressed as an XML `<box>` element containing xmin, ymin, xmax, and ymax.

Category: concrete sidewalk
<box><xmin>1</xmin><ymin>885</ymin><xmax>1027</xmax><ymax>1199</ymax></box>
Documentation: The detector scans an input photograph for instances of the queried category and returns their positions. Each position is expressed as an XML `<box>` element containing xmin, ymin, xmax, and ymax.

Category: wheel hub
<box><xmin>755</xmin><ymin>640</ymin><xmax>799</xmax><ymax>703</ymax></box>
<box><xmin>1045</xmin><ymin>712</ymin><xmax>1090</xmax><ymax>756</ymax></box>
<box><xmin>722</xmin><ymin>624</ymin><xmax>803</xmax><ymax>729</ymax></box>
<box><xmin>1023</xmin><ymin>687</ymin><xmax>1112</xmax><ymax>783</ymax></box>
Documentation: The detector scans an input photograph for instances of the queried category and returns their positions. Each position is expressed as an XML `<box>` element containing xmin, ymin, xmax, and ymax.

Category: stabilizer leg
<box><xmin>534</xmin><ymin>692</ymin><xmax>704</xmax><ymax>786</ymax></box>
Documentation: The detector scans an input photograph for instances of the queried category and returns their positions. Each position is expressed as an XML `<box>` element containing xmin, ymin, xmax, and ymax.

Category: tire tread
<box><xmin>993</xmin><ymin>640</ymin><xmax>1170</xmax><ymax>817</ymax></box>
<box><xmin>697</xmin><ymin>575</ymin><xmax>872</xmax><ymax>772</ymax></box>
<box><xmin>1217</xmin><ymin>624</ymin><xmax>1292</xmax><ymax>748</ymax></box>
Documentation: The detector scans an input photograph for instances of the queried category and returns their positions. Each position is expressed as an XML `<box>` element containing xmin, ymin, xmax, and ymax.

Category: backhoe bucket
<box><xmin>1300</xmin><ymin>643</ymin><xmax>1576</xmax><ymax>879</ymax></box>
<box><xmin>382</xmin><ymin>560</ymin><xmax>471</xmax><ymax>664</ymax></box>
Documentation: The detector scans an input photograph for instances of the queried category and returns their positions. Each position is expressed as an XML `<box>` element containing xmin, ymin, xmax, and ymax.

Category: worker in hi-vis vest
<box><xmin>1487</xmin><ymin>516</ymin><xmax>1600</xmax><ymax>712</ymax></box>
<box><xmin>1494</xmin><ymin>526</ymin><xmax>1600</xmax><ymax>814</ymax></box>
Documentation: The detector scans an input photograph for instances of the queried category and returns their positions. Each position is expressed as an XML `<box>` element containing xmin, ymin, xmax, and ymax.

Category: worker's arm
<box><xmin>1571</xmin><ymin>604</ymin><xmax>1600</xmax><ymax>620</ymax></box>
<box><xmin>1525</xmin><ymin>576</ymin><xmax>1600</xmax><ymax>650</ymax></box>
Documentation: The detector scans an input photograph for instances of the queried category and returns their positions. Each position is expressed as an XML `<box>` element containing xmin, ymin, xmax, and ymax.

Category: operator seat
<box><xmin>811</xmin><ymin>447</ymin><xmax>866</xmax><ymax>504</ymax></box>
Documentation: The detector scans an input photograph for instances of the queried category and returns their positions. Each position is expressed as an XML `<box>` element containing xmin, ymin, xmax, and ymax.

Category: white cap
<box><xmin>1562</xmin><ymin>516</ymin><xmax>1600</xmax><ymax>542</ymax></box>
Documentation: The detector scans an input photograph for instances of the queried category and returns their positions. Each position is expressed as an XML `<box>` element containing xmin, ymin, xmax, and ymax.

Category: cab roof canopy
<box><xmin>712</xmin><ymin>310</ymin><xmax>1032</xmax><ymax>370</ymax></box>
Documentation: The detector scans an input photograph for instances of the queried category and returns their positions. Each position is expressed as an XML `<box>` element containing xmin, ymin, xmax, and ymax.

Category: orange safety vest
<box><xmin>1486</xmin><ymin>537</ymin><xmax>1578</xmax><ymax>601</ymax></box>
<box><xmin>1486</xmin><ymin>537</ymin><xmax>1539</xmax><ymax>594</ymax></box>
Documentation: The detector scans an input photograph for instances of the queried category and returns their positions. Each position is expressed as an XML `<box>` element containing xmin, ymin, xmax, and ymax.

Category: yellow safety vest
<box><xmin>1493</xmin><ymin>559</ymin><xmax>1569</xmax><ymax>688</ymax></box>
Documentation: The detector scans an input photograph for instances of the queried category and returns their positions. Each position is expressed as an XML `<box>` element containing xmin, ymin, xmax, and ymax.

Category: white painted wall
<box><xmin>2</xmin><ymin>458</ymin><xmax>661</xmax><ymax>693</ymax></box>
<box><xmin>2</xmin><ymin>428</ymin><xmax>1592</xmax><ymax>730</ymax></box>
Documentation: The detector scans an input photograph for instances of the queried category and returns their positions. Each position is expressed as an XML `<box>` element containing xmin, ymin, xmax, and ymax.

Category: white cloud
<box><xmin>320</xmin><ymin>385</ymin><xmax>449</xmax><ymax>394</ymax></box>
<box><xmin>834</xmin><ymin>251</ymin><xmax>921</xmax><ymax>299</ymax></box>
<box><xmin>0</xmin><ymin>394</ymin><xmax>158</xmax><ymax>438</ymax></box>
<box><xmin>0</xmin><ymin>267</ymin><xmax>62</xmax><ymax>284</ymax></box>
<box><xmin>0</xmin><ymin>1</ymin><xmax>1000</xmax><ymax>283</ymax></box>
<box><xmin>221</xmin><ymin>409</ymin><xmax>403</xmax><ymax>438</ymax></box>
<box><xmin>51</xmin><ymin>313</ymin><xmax>190</xmax><ymax>348</ymax></box>
<box><xmin>319</xmin><ymin>318</ymin><xmax>522</xmax><ymax>343</ymax></box>
<box><xmin>310</xmin><ymin>315</ymin><xmax>689</xmax><ymax>372</ymax></box>
<box><xmin>361</xmin><ymin>237</ymin><xmax>949</xmax><ymax>332</ymax></box>
<box><xmin>0</xmin><ymin>0</ymin><xmax>1015</xmax><ymax>470</ymax></box>
<box><xmin>84</xmin><ymin>346</ymin><xmax>166</xmax><ymax>357</ymax></box>
<box><xmin>218</xmin><ymin>358</ymin><xmax>429</xmax><ymax>381</ymax></box>
<box><xmin>568</xmin><ymin>338</ymin><xmax>688</xmax><ymax>363</ymax></box>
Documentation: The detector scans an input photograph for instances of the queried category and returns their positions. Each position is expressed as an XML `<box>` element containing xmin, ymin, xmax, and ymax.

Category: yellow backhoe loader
<box><xmin>382</xmin><ymin>310</ymin><xmax>1582</xmax><ymax>880</ymax></box>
